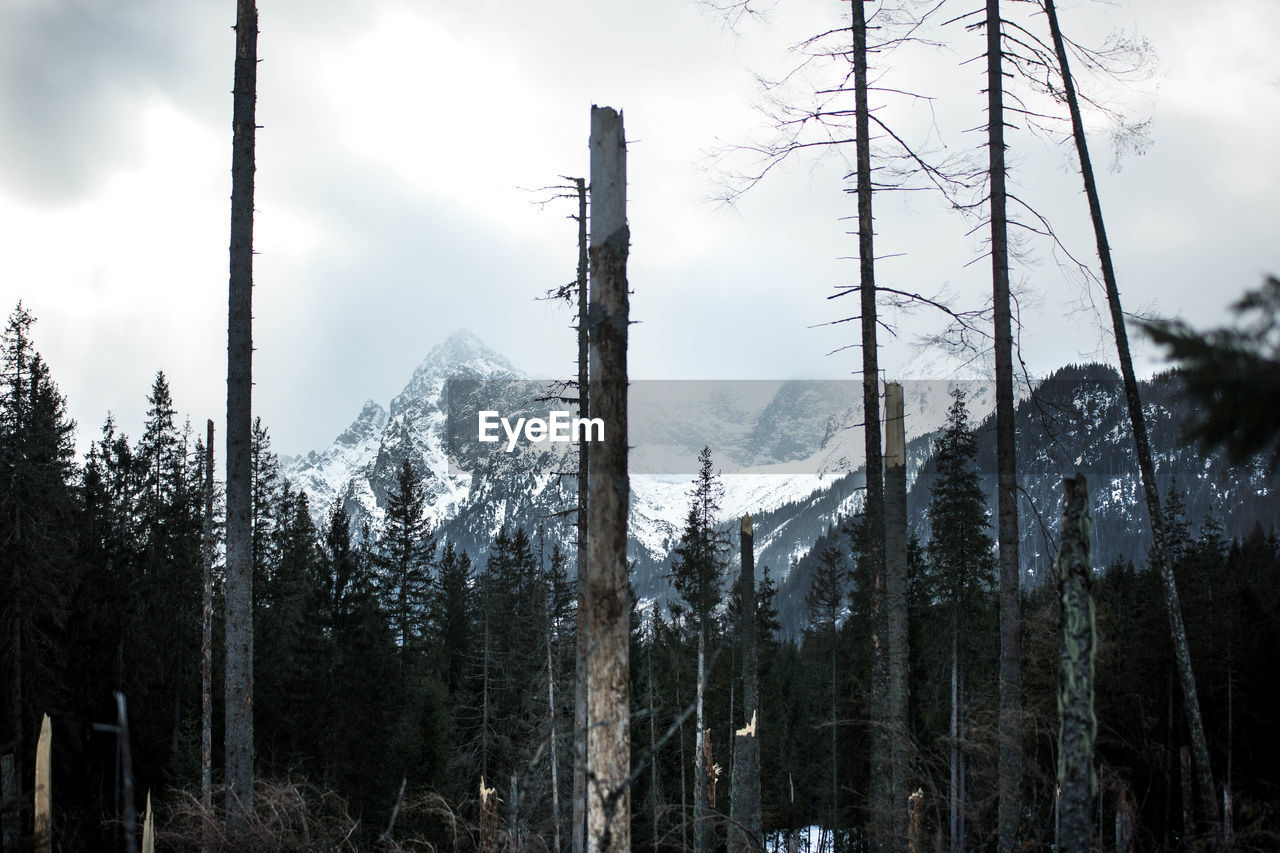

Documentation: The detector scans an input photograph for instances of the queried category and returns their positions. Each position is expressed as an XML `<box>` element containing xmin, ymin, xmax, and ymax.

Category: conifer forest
<box><xmin>1</xmin><ymin>1</ymin><xmax>1278</xmax><ymax>851</ymax></box>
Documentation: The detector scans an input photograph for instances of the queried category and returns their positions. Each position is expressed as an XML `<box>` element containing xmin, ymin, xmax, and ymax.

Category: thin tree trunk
<box><xmin>1041</xmin><ymin>0</ymin><xmax>1219</xmax><ymax>829</ymax></box>
<box><xmin>586</xmin><ymin>105</ymin><xmax>630</xmax><ymax>853</ymax></box>
<box><xmin>574</xmin><ymin>174</ymin><xmax>590</xmax><ymax>853</ymax></box>
<box><xmin>679</xmin><ymin>659</ymin><xmax>688</xmax><ymax>853</ymax></box>
<box><xmin>885</xmin><ymin>383</ymin><xmax>910</xmax><ymax>846</ymax></box>
<box><xmin>551</xmin><ymin>627</ymin><xmax>562</xmax><ymax>853</ymax></box>
<box><xmin>985</xmin><ymin>2</ymin><xmax>1022</xmax><ymax>849</ymax></box>
<box><xmin>694</xmin><ymin>630</ymin><xmax>709</xmax><ymax>853</ymax></box>
<box><xmin>1056</xmin><ymin>476</ymin><xmax>1096</xmax><ymax>853</ymax></box>
<box><xmin>850</xmin><ymin>2</ymin><xmax>888</xmax><ymax>846</ymax></box>
<box><xmin>225</xmin><ymin>0</ymin><xmax>258</xmax><ymax>839</ymax></box>
<box><xmin>730</xmin><ymin>516</ymin><xmax>760</xmax><ymax>853</ymax></box>
<box><xmin>949</xmin><ymin>611</ymin><xmax>959</xmax><ymax>853</ymax></box>
<box><xmin>202</xmin><ymin>420</ymin><xmax>214</xmax><ymax>842</ymax></box>
<box><xmin>117</xmin><ymin>692</ymin><xmax>138</xmax><ymax>853</ymax></box>
<box><xmin>510</xmin><ymin>773</ymin><xmax>520</xmax><ymax>853</ymax></box>
<box><xmin>649</xmin><ymin>621</ymin><xmax>660</xmax><ymax>853</ymax></box>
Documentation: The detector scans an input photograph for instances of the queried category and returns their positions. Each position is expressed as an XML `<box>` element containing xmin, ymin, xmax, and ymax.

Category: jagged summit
<box><xmin>391</xmin><ymin>329</ymin><xmax>523</xmax><ymax>418</ymax></box>
<box><xmin>334</xmin><ymin>399</ymin><xmax>388</xmax><ymax>448</ymax></box>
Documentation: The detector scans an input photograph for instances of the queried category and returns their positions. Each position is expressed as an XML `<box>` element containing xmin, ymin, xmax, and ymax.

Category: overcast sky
<box><xmin>1</xmin><ymin>0</ymin><xmax>1277</xmax><ymax>460</ymax></box>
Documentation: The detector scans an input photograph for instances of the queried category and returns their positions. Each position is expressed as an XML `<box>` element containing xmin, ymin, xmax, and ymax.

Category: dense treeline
<box><xmin>4</xmin><ymin>305</ymin><xmax>1280</xmax><ymax>849</ymax></box>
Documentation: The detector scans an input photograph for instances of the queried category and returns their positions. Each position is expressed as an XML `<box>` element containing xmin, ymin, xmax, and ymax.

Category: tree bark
<box><xmin>850</xmin><ymin>1</ymin><xmax>888</xmax><ymax>845</ymax></box>
<box><xmin>1056</xmin><ymin>475</ymin><xmax>1096</xmax><ymax>853</ymax></box>
<box><xmin>694</xmin><ymin>631</ymin><xmax>709</xmax><ymax>853</ymax></box>
<box><xmin>730</xmin><ymin>516</ymin><xmax>761</xmax><ymax>853</ymax></box>
<box><xmin>225</xmin><ymin>0</ymin><xmax>258</xmax><ymax>839</ymax></box>
<box><xmin>33</xmin><ymin>715</ymin><xmax>49</xmax><ymax>853</ymax></box>
<box><xmin>884</xmin><ymin>382</ymin><xmax>910</xmax><ymax>846</ymax></box>
<box><xmin>574</xmin><ymin>174</ymin><xmax>590</xmax><ymax>853</ymax></box>
<box><xmin>648</xmin><ymin>621</ymin><xmax>660</xmax><ymax>853</ymax></box>
<box><xmin>202</xmin><ymin>420</ymin><xmax>214</xmax><ymax>841</ymax></box>
<box><xmin>985</xmin><ymin>2</ymin><xmax>1022</xmax><ymax>849</ymax></box>
<box><xmin>586</xmin><ymin>105</ymin><xmax>630</xmax><ymax>853</ymax></box>
<box><xmin>1041</xmin><ymin>0</ymin><xmax>1219</xmax><ymax>830</ymax></box>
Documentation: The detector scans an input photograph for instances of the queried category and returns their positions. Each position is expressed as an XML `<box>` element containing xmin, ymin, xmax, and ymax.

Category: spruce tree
<box><xmin>669</xmin><ymin>447</ymin><xmax>728</xmax><ymax>853</ymax></box>
<box><xmin>924</xmin><ymin>389</ymin><xmax>996</xmax><ymax>853</ymax></box>
<box><xmin>0</xmin><ymin>306</ymin><xmax>76</xmax><ymax>800</ymax></box>
<box><xmin>379</xmin><ymin>458</ymin><xmax>436</xmax><ymax>666</ymax></box>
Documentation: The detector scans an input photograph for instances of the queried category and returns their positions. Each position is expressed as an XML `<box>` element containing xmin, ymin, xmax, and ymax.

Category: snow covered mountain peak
<box><xmin>391</xmin><ymin>329</ymin><xmax>523</xmax><ymax>419</ymax></box>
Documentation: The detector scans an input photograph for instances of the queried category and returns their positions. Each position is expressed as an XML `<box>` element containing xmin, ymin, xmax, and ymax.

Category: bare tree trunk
<box><xmin>550</xmin><ymin>628</ymin><xmax>562</xmax><ymax>853</ymax></box>
<box><xmin>885</xmin><ymin>383</ymin><xmax>910</xmax><ymax>846</ymax></box>
<box><xmin>680</xmin><ymin>663</ymin><xmax>688</xmax><ymax>853</ymax></box>
<box><xmin>574</xmin><ymin>174</ymin><xmax>591</xmax><ymax>853</ymax></box>
<box><xmin>202</xmin><ymin>420</ymin><xmax>214</xmax><ymax>844</ymax></box>
<box><xmin>850</xmin><ymin>2</ymin><xmax>888</xmax><ymax>845</ymax></box>
<box><xmin>510</xmin><ymin>773</ymin><xmax>520</xmax><ymax>853</ymax></box>
<box><xmin>225</xmin><ymin>0</ymin><xmax>258</xmax><ymax>839</ymax></box>
<box><xmin>729</xmin><ymin>516</ymin><xmax>761</xmax><ymax>853</ymax></box>
<box><xmin>586</xmin><ymin>105</ymin><xmax>630</xmax><ymax>853</ymax></box>
<box><xmin>33</xmin><ymin>715</ymin><xmax>49</xmax><ymax>853</ymax></box>
<box><xmin>948</xmin><ymin>611</ymin><xmax>959</xmax><ymax>853</ymax></box>
<box><xmin>1181</xmin><ymin>746</ymin><xmax>1194</xmax><ymax>841</ymax></box>
<box><xmin>116</xmin><ymin>692</ymin><xmax>138</xmax><ymax>853</ymax></box>
<box><xmin>694</xmin><ymin>631</ymin><xmax>709</xmax><ymax>853</ymax></box>
<box><xmin>1041</xmin><ymin>0</ymin><xmax>1219</xmax><ymax>830</ymax></box>
<box><xmin>984</xmin><ymin>2</ymin><xmax>1022</xmax><ymax>849</ymax></box>
<box><xmin>649</xmin><ymin>622</ymin><xmax>660</xmax><ymax>853</ymax></box>
<box><xmin>1056</xmin><ymin>476</ymin><xmax>1096</xmax><ymax>853</ymax></box>
<box><xmin>908</xmin><ymin>789</ymin><xmax>924</xmax><ymax>853</ymax></box>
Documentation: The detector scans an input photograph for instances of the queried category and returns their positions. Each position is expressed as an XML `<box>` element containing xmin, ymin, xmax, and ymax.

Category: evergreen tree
<box><xmin>0</xmin><ymin>305</ymin><xmax>77</xmax><ymax>803</ymax></box>
<box><xmin>669</xmin><ymin>447</ymin><xmax>728</xmax><ymax>853</ymax></box>
<box><xmin>378</xmin><ymin>458</ymin><xmax>436</xmax><ymax>665</ymax></box>
<box><xmin>923</xmin><ymin>389</ymin><xmax>996</xmax><ymax>853</ymax></box>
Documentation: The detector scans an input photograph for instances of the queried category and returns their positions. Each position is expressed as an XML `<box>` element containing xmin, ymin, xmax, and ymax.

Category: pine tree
<box><xmin>379</xmin><ymin>459</ymin><xmax>436</xmax><ymax>667</ymax></box>
<box><xmin>924</xmin><ymin>390</ymin><xmax>996</xmax><ymax>853</ymax></box>
<box><xmin>805</xmin><ymin>543</ymin><xmax>846</xmax><ymax>850</ymax></box>
<box><xmin>669</xmin><ymin>447</ymin><xmax>729</xmax><ymax>853</ymax></box>
<box><xmin>0</xmin><ymin>305</ymin><xmax>76</xmax><ymax>803</ymax></box>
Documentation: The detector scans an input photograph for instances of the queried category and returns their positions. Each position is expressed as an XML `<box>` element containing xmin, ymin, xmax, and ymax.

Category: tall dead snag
<box><xmin>729</xmin><ymin>516</ymin><xmax>761</xmax><ymax>853</ymax></box>
<box><xmin>1041</xmin><ymin>0</ymin><xmax>1218</xmax><ymax>829</ymax></box>
<box><xmin>573</xmin><ymin>174</ymin><xmax>590</xmax><ymax>853</ymax></box>
<box><xmin>984</xmin><ymin>1</ymin><xmax>1023</xmax><ymax>849</ymax></box>
<box><xmin>1056</xmin><ymin>475</ymin><xmax>1096</xmax><ymax>853</ymax></box>
<box><xmin>201</xmin><ymin>420</ymin><xmax>214</xmax><ymax>841</ymax></box>
<box><xmin>225</xmin><ymin>0</ymin><xmax>258</xmax><ymax>837</ymax></box>
<box><xmin>850</xmin><ymin>0</ymin><xmax>889</xmax><ymax>842</ymax></box>
<box><xmin>884</xmin><ymin>382</ymin><xmax>909</xmax><ymax>845</ymax></box>
<box><xmin>586</xmin><ymin>105</ymin><xmax>630</xmax><ymax>853</ymax></box>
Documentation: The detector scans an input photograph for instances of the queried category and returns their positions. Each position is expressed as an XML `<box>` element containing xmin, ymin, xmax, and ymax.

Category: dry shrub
<box><xmin>158</xmin><ymin>779</ymin><xmax>359</xmax><ymax>852</ymax></box>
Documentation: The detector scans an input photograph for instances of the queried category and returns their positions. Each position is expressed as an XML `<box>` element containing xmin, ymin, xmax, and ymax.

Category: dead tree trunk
<box><xmin>1041</xmin><ymin>0</ymin><xmax>1219</xmax><ymax>829</ymax></box>
<box><xmin>729</xmin><ymin>516</ymin><xmax>761</xmax><ymax>853</ymax></box>
<box><xmin>1056</xmin><ymin>475</ymin><xmax>1096</xmax><ymax>853</ymax></box>
<box><xmin>574</xmin><ymin>174</ymin><xmax>590</xmax><ymax>853</ymax></box>
<box><xmin>586</xmin><ymin>104</ymin><xmax>630</xmax><ymax>853</ymax></box>
<box><xmin>694</xmin><ymin>631</ymin><xmax>709</xmax><ymax>853</ymax></box>
<box><xmin>985</xmin><ymin>2</ymin><xmax>1022</xmax><ymax>849</ymax></box>
<box><xmin>33</xmin><ymin>715</ymin><xmax>49</xmax><ymax>853</ymax></box>
<box><xmin>885</xmin><ymin>382</ymin><xmax>910</xmax><ymax>846</ymax></box>
<box><xmin>648</xmin><ymin>618</ymin><xmax>660</xmax><ymax>853</ymax></box>
<box><xmin>225</xmin><ymin>0</ymin><xmax>258</xmax><ymax>838</ymax></box>
<box><xmin>202</xmin><ymin>420</ymin><xmax>214</xmax><ymax>838</ymax></box>
<box><xmin>850</xmin><ymin>1</ymin><xmax>889</xmax><ymax>844</ymax></box>
<box><xmin>549</xmin><ymin>623</ymin><xmax>562</xmax><ymax>853</ymax></box>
